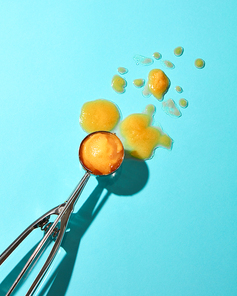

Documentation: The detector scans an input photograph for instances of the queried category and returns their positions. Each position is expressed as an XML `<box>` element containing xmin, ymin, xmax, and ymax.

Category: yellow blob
<box><xmin>80</xmin><ymin>132</ymin><xmax>124</xmax><ymax>175</ymax></box>
<box><xmin>174</xmin><ymin>46</ymin><xmax>184</xmax><ymax>57</ymax></box>
<box><xmin>120</xmin><ymin>106</ymin><xmax>172</xmax><ymax>159</ymax></box>
<box><xmin>175</xmin><ymin>86</ymin><xmax>183</xmax><ymax>93</ymax></box>
<box><xmin>145</xmin><ymin>104</ymin><xmax>155</xmax><ymax>115</ymax></box>
<box><xmin>148</xmin><ymin>69</ymin><xmax>170</xmax><ymax>101</ymax></box>
<box><xmin>153</xmin><ymin>52</ymin><xmax>161</xmax><ymax>60</ymax></box>
<box><xmin>117</xmin><ymin>67</ymin><xmax>128</xmax><ymax>74</ymax></box>
<box><xmin>195</xmin><ymin>58</ymin><xmax>205</xmax><ymax>69</ymax></box>
<box><xmin>179</xmin><ymin>98</ymin><xmax>188</xmax><ymax>108</ymax></box>
<box><xmin>164</xmin><ymin>60</ymin><xmax>175</xmax><ymax>69</ymax></box>
<box><xmin>111</xmin><ymin>74</ymin><xmax>126</xmax><ymax>93</ymax></box>
<box><xmin>80</xmin><ymin>99</ymin><xmax>120</xmax><ymax>133</ymax></box>
<box><xmin>133</xmin><ymin>78</ymin><xmax>145</xmax><ymax>88</ymax></box>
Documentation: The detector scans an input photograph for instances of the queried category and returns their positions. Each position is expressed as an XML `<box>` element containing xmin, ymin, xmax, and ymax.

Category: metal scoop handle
<box><xmin>1</xmin><ymin>171</ymin><xmax>90</xmax><ymax>296</ymax></box>
<box><xmin>1</xmin><ymin>130</ymin><xmax>125</xmax><ymax>295</ymax></box>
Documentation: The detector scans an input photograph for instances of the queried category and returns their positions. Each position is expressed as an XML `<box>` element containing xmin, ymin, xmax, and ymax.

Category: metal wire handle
<box><xmin>1</xmin><ymin>171</ymin><xmax>90</xmax><ymax>296</ymax></box>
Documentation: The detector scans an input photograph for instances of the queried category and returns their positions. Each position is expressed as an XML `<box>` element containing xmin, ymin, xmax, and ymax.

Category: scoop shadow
<box><xmin>38</xmin><ymin>153</ymin><xmax>149</xmax><ymax>296</ymax></box>
<box><xmin>0</xmin><ymin>240</ymin><xmax>52</xmax><ymax>296</ymax></box>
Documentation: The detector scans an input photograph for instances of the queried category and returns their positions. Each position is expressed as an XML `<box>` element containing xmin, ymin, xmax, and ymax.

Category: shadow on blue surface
<box><xmin>0</xmin><ymin>154</ymin><xmax>149</xmax><ymax>296</ymax></box>
<box><xmin>0</xmin><ymin>240</ymin><xmax>52</xmax><ymax>296</ymax></box>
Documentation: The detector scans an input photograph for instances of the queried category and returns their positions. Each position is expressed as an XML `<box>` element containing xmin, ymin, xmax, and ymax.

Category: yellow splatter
<box><xmin>111</xmin><ymin>75</ymin><xmax>127</xmax><ymax>93</ymax></box>
<box><xmin>195</xmin><ymin>58</ymin><xmax>205</xmax><ymax>69</ymax></box>
<box><xmin>175</xmin><ymin>86</ymin><xmax>183</xmax><ymax>93</ymax></box>
<box><xmin>153</xmin><ymin>52</ymin><xmax>162</xmax><ymax>60</ymax></box>
<box><xmin>117</xmin><ymin>67</ymin><xmax>128</xmax><ymax>74</ymax></box>
<box><xmin>120</xmin><ymin>105</ymin><xmax>172</xmax><ymax>159</ymax></box>
<box><xmin>80</xmin><ymin>99</ymin><xmax>120</xmax><ymax>133</ymax></box>
<box><xmin>174</xmin><ymin>46</ymin><xmax>184</xmax><ymax>57</ymax></box>
<box><xmin>147</xmin><ymin>69</ymin><xmax>170</xmax><ymax>101</ymax></box>
<box><xmin>164</xmin><ymin>60</ymin><xmax>175</xmax><ymax>69</ymax></box>
<box><xmin>179</xmin><ymin>98</ymin><xmax>188</xmax><ymax>108</ymax></box>
<box><xmin>133</xmin><ymin>78</ymin><xmax>145</xmax><ymax>88</ymax></box>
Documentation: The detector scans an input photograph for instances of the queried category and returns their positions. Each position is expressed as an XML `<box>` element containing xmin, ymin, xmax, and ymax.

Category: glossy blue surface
<box><xmin>0</xmin><ymin>1</ymin><xmax>237</xmax><ymax>295</ymax></box>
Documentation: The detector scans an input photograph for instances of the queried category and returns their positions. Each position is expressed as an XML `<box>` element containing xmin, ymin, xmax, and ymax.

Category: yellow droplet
<box><xmin>117</xmin><ymin>67</ymin><xmax>128</xmax><ymax>74</ymax></box>
<box><xmin>133</xmin><ymin>78</ymin><xmax>145</xmax><ymax>88</ymax></box>
<box><xmin>195</xmin><ymin>58</ymin><xmax>205</xmax><ymax>69</ymax></box>
<box><xmin>164</xmin><ymin>60</ymin><xmax>175</xmax><ymax>69</ymax></box>
<box><xmin>111</xmin><ymin>74</ymin><xmax>127</xmax><ymax>93</ymax></box>
<box><xmin>153</xmin><ymin>52</ymin><xmax>162</xmax><ymax>60</ymax></box>
<box><xmin>174</xmin><ymin>46</ymin><xmax>184</xmax><ymax>57</ymax></box>
<box><xmin>144</xmin><ymin>104</ymin><xmax>155</xmax><ymax>116</ymax></box>
<box><xmin>179</xmin><ymin>98</ymin><xmax>188</xmax><ymax>108</ymax></box>
<box><xmin>175</xmin><ymin>86</ymin><xmax>183</xmax><ymax>93</ymax></box>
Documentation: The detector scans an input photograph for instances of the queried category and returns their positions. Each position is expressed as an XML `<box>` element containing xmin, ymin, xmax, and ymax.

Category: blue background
<box><xmin>0</xmin><ymin>1</ymin><xmax>237</xmax><ymax>295</ymax></box>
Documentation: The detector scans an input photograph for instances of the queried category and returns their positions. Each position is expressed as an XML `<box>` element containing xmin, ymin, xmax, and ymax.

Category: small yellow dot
<box><xmin>195</xmin><ymin>58</ymin><xmax>205</xmax><ymax>69</ymax></box>
<box><xmin>179</xmin><ymin>98</ymin><xmax>188</xmax><ymax>108</ymax></box>
<box><xmin>133</xmin><ymin>78</ymin><xmax>145</xmax><ymax>88</ymax></box>
<box><xmin>175</xmin><ymin>86</ymin><xmax>183</xmax><ymax>93</ymax></box>
<box><xmin>164</xmin><ymin>60</ymin><xmax>175</xmax><ymax>69</ymax></box>
<box><xmin>117</xmin><ymin>67</ymin><xmax>128</xmax><ymax>74</ymax></box>
<box><xmin>153</xmin><ymin>52</ymin><xmax>161</xmax><ymax>60</ymax></box>
<box><xmin>174</xmin><ymin>46</ymin><xmax>184</xmax><ymax>57</ymax></box>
